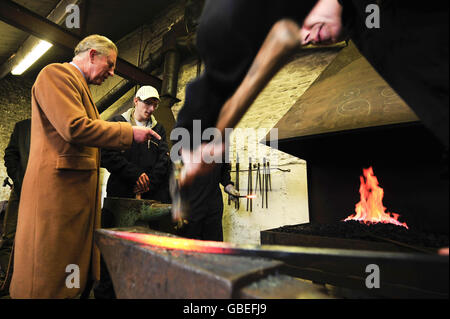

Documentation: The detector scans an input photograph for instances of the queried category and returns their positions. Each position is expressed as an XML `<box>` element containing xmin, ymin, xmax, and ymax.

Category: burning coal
<box><xmin>343</xmin><ymin>167</ymin><xmax>408</xmax><ymax>229</ymax></box>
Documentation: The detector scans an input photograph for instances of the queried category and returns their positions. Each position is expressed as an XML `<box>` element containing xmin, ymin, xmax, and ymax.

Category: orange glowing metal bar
<box><xmin>110</xmin><ymin>230</ymin><xmax>237</xmax><ymax>254</ymax></box>
<box><xmin>237</xmin><ymin>194</ymin><xmax>257</xmax><ymax>199</ymax></box>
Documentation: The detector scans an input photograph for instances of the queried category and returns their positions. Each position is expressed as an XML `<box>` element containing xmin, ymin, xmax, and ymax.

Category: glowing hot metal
<box><xmin>239</xmin><ymin>194</ymin><xmax>257</xmax><ymax>199</ymax></box>
<box><xmin>96</xmin><ymin>228</ymin><xmax>449</xmax><ymax>299</ymax></box>
<box><xmin>110</xmin><ymin>230</ymin><xmax>236</xmax><ymax>254</ymax></box>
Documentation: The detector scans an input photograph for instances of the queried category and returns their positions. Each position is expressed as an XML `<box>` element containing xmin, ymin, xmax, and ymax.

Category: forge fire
<box><xmin>343</xmin><ymin>167</ymin><xmax>408</xmax><ymax>229</ymax></box>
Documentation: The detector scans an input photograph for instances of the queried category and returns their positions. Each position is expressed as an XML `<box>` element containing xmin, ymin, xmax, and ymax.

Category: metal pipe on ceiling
<box><xmin>161</xmin><ymin>49</ymin><xmax>181</xmax><ymax>102</ymax></box>
<box><xmin>97</xmin><ymin>32</ymin><xmax>197</xmax><ymax>114</ymax></box>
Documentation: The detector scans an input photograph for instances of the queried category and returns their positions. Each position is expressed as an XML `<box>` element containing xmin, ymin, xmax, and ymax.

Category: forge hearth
<box><xmin>261</xmin><ymin>221</ymin><xmax>448</xmax><ymax>298</ymax></box>
<box><xmin>261</xmin><ymin>221</ymin><xmax>449</xmax><ymax>253</ymax></box>
<box><xmin>265</xmin><ymin>42</ymin><xmax>449</xmax><ymax>235</ymax></box>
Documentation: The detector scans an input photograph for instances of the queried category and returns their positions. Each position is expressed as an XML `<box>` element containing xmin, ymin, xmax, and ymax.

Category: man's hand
<box><xmin>134</xmin><ymin>173</ymin><xmax>150</xmax><ymax>194</ymax></box>
<box><xmin>132</xmin><ymin>126</ymin><xmax>161</xmax><ymax>143</ymax></box>
<box><xmin>224</xmin><ymin>184</ymin><xmax>240</xmax><ymax>202</ymax></box>
<box><xmin>299</xmin><ymin>0</ymin><xmax>344</xmax><ymax>45</ymax></box>
<box><xmin>179</xmin><ymin>142</ymin><xmax>225</xmax><ymax>187</ymax></box>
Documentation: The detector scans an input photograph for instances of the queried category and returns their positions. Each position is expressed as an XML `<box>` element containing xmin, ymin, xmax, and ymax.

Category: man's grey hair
<box><xmin>74</xmin><ymin>34</ymin><xmax>118</xmax><ymax>57</ymax></box>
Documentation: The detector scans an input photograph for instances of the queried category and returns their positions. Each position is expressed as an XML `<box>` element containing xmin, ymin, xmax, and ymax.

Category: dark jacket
<box><xmin>4</xmin><ymin>118</ymin><xmax>31</xmax><ymax>198</ymax></box>
<box><xmin>181</xmin><ymin>162</ymin><xmax>233</xmax><ymax>222</ymax></box>
<box><xmin>177</xmin><ymin>162</ymin><xmax>233</xmax><ymax>241</ymax></box>
<box><xmin>339</xmin><ymin>0</ymin><xmax>449</xmax><ymax>147</ymax></box>
<box><xmin>101</xmin><ymin>112</ymin><xmax>171</xmax><ymax>203</ymax></box>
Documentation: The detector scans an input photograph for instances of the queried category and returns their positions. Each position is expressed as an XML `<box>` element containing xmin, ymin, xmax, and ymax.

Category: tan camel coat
<box><xmin>10</xmin><ymin>63</ymin><xmax>133</xmax><ymax>298</ymax></box>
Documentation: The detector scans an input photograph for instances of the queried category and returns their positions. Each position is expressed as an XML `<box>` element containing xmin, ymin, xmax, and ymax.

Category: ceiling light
<box><xmin>11</xmin><ymin>40</ymin><xmax>53</xmax><ymax>75</ymax></box>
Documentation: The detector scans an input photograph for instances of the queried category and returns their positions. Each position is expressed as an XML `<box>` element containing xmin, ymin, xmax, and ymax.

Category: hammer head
<box><xmin>169</xmin><ymin>160</ymin><xmax>189</xmax><ymax>228</ymax></box>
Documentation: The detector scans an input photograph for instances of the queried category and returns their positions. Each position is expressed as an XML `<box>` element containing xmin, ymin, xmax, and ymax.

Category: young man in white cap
<box><xmin>102</xmin><ymin>85</ymin><xmax>171</xmax><ymax>203</ymax></box>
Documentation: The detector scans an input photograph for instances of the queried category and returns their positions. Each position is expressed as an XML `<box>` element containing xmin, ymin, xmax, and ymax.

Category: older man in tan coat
<box><xmin>10</xmin><ymin>35</ymin><xmax>160</xmax><ymax>299</ymax></box>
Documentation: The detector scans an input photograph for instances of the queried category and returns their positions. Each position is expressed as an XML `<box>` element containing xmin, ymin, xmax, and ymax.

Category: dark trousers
<box><xmin>93</xmin><ymin>207</ymin><xmax>116</xmax><ymax>299</ymax></box>
<box><xmin>0</xmin><ymin>191</ymin><xmax>18</xmax><ymax>268</ymax></box>
<box><xmin>177</xmin><ymin>209</ymin><xmax>224</xmax><ymax>241</ymax></box>
<box><xmin>0</xmin><ymin>190</ymin><xmax>19</xmax><ymax>293</ymax></box>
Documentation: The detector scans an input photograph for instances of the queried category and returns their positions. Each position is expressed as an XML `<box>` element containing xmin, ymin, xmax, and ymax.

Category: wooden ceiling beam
<box><xmin>0</xmin><ymin>0</ymin><xmax>162</xmax><ymax>89</ymax></box>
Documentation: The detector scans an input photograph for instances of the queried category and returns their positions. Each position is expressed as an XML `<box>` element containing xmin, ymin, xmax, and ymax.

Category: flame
<box><xmin>245</xmin><ymin>194</ymin><xmax>257</xmax><ymax>199</ymax></box>
<box><xmin>343</xmin><ymin>167</ymin><xmax>408</xmax><ymax>229</ymax></box>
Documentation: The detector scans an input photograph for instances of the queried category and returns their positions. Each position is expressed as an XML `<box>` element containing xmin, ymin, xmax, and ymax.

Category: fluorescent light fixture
<box><xmin>11</xmin><ymin>40</ymin><xmax>53</xmax><ymax>75</ymax></box>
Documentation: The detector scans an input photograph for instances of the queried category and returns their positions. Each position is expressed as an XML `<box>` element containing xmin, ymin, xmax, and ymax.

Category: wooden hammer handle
<box><xmin>215</xmin><ymin>19</ymin><xmax>303</xmax><ymax>135</ymax></box>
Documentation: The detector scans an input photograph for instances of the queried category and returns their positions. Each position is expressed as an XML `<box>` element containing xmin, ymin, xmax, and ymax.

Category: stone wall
<box><xmin>0</xmin><ymin>74</ymin><xmax>33</xmax><ymax>201</ymax></box>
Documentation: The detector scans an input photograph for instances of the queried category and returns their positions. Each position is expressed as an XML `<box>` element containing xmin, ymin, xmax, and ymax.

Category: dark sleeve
<box><xmin>100</xmin><ymin>117</ymin><xmax>144</xmax><ymax>184</ymax></box>
<box><xmin>146</xmin><ymin>126</ymin><xmax>170</xmax><ymax>193</ymax></box>
<box><xmin>219</xmin><ymin>162</ymin><xmax>233</xmax><ymax>187</ymax></box>
<box><xmin>340</xmin><ymin>1</ymin><xmax>449</xmax><ymax>147</ymax></box>
<box><xmin>4</xmin><ymin>123</ymin><xmax>21</xmax><ymax>191</ymax></box>
<box><xmin>337</xmin><ymin>0</ymin><xmax>354</xmax><ymax>39</ymax></box>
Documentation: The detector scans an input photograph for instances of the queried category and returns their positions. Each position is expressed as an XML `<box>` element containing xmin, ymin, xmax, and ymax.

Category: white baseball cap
<box><xmin>135</xmin><ymin>86</ymin><xmax>160</xmax><ymax>101</ymax></box>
